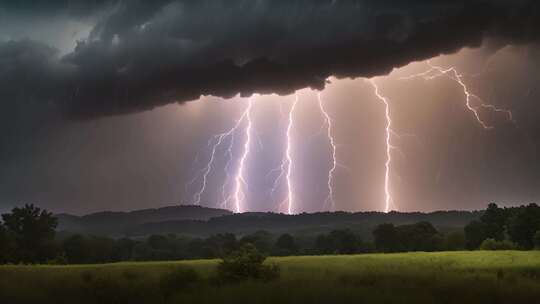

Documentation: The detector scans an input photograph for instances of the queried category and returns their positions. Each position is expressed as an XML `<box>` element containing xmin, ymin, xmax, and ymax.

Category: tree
<box><xmin>464</xmin><ymin>220</ymin><xmax>487</xmax><ymax>250</ymax></box>
<box><xmin>63</xmin><ymin>234</ymin><xmax>91</xmax><ymax>263</ymax></box>
<box><xmin>444</xmin><ymin>231</ymin><xmax>466</xmax><ymax>251</ymax></box>
<box><xmin>533</xmin><ymin>231</ymin><xmax>540</xmax><ymax>250</ymax></box>
<box><xmin>507</xmin><ymin>204</ymin><xmax>540</xmax><ymax>249</ymax></box>
<box><xmin>397</xmin><ymin>221</ymin><xmax>441</xmax><ymax>251</ymax></box>
<box><xmin>63</xmin><ymin>234</ymin><xmax>116</xmax><ymax>263</ymax></box>
<box><xmin>274</xmin><ymin>233</ymin><xmax>297</xmax><ymax>255</ymax></box>
<box><xmin>88</xmin><ymin>236</ymin><xmax>116</xmax><ymax>263</ymax></box>
<box><xmin>0</xmin><ymin>223</ymin><xmax>16</xmax><ymax>263</ymax></box>
<box><xmin>315</xmin><ymin>234</ymin><xmax>333</xmax><ymax>254</ymax></box>
<box><xmin>240</xmin><ymin>230</ymin><xmax>273</xmax><ymax>254</ymax></box>
<box><xmin>315</xmin><ymin>229</ymin><xmax>362</xmax><ymax>254</ymax></box>
<box><xmin>1</xmin><ymin>204</ymin><xmax>58</xmax><ymax>263</ymax></box>
<box><xmin>205</xmin><ymin>233</ymin><xmax>238</xmax><ymax>257</ymax></box>
<box><xmin>147</xmin><ymin>234</ymin><xmax>171</xmax><ymax>251</ymax></box>
<box><xmin>373</xmin><ymin>223</ymin><xmax>400</xmax><ymax>252</ymax></box>
<box><xmin>480</xmin><ymin>203</ymin><xmax>508</xmax><ymax>241</ymax></box>
<box><xmin>329</xmin><ymin>229</ymin><xmax>361</xmax><ymax>254</ymax></box>
<box><xmin>113</xmin><ymin>238</ymin><xmax>137</xmax><ymax>261</ymax></box>
<box><xmin>373</xmin><ymin>222</ymin><xmax>441</xmax><ymax>252</ymax></box>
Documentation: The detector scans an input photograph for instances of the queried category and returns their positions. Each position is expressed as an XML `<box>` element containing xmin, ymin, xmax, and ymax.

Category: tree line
<box><xmin>1</xmin><ymin>203</ymin><xmax>539</xmax><ymax>264</ymax></box>
<box><xmin>464</xmin><ymin>203</ymin><xmax>540</xmax><ymax>250</ymax></box>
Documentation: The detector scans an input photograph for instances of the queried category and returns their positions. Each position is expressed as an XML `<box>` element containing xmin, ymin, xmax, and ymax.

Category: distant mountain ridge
<box><xmin>56</xmin><ymin>205</ymin><xmax>232</xmax><ymax>236</ymax></box>
<box><xmin>126</xmin><ymin>210</ymin><xmax>482</xmax><ymax>239</ymax></box>
<box><xmin>56</xmin><ymin>205</ymin><xmax>482</xmax><ymax>239</ymax></box>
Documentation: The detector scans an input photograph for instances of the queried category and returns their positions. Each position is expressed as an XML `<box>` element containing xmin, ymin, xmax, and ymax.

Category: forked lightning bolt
<box><xmin>400</xmin><ymin>61</ymin><xmax>514</xmax><ymax>129</ymax></box>
<box><xmin>186</xmin><ymin>98</ymin><xmax>253</xmax><ymax>210</ymax></box>
<box><xmin>233</xmin><ymin>97</ymin><xmax>255</xmax><ymax>213</ymax></box>
<box><xmin>317</xmin><ymin>92</ymin><xmax>338</xmax><ymax>211</ymax></box>
<box><xmin>367</xmin><ymin>60</ymin><xmax>516</xmax><ymax>213</ymax></box>
<box><xmin>284</xmin><ymin>94</ymin><xmax>299</xmax><ymax>214</ymax></box>
<box><xmin>267</xmin><ymin>94</ymin><xmax>300</xmax><ymax>214</ymax></box>
<box><xmin>190</xmin><ymin>135</ymin><xmax>227</xmax><ymax>205</ymax></box>
<box><xmin>368</xmin><ymin>79</ymin><xmax>394</xmax><ymax>213</ymax></box>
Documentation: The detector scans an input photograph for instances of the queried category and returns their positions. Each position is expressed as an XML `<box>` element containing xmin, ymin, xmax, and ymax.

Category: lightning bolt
<box><xmin>233</xmin><ymin>97</ymin><xmax>255</xmax><ymax>213</ymax></box>
<box><xmin>218</xmin><ymin>121</ymin><xmax>239</xmax><ymax>210</ymax></box>
<box><xmin>365</xmin><ymin>60</ymin><xmax>515</xmax><ymax>213</ymax></box>
<box><xmin>186</xmin><ymin>97</ymin><xmax>253</xmax><ymax>209</ymax></box>
<box><xmin>317</xmin><ymin>92</ymin><xmax>338</xmax><ymax>211</ymax></box>
<box><xmin>284</xmin><ymin>94</ymin><xmax>299</xmax><ymax>214</ymax></box>
<box><xmin>400</xmin><ymin>61</ymin><xmax>514</xmax><ymax>129</ymax></box>
<box><xmin>368</xmin><ymin>79</ymin><xmax>394</xmax><ymax>213</ymax></box>
<box><xmin>266</xmin><ymin>94</ymin><xmax>300</xmax><ymax>214</ymax></box>
<box><xmin>266</xmin><ymin>101</ymin><xmax>287</xmax><ymax>203</ymax></box>
<box><xmin>190</xmin><ymin>135</ymin><xmax>228</xmax><ymax>205</ymax></box>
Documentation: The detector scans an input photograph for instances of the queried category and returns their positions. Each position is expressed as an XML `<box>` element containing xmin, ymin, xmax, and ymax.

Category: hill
<box><xmin>57</xmin><ymin>206</ymin><xmax>481</xmax><ymax>238</ymax></box>
<box><xmin>126</xmin><ymin>210</ymin><xmax>481</xmax><ymax>239</ymax></box>
<box><xmin>56</xmin><ymin>205</ymin><xmax>232</xmax><ymax>236</ymax></box>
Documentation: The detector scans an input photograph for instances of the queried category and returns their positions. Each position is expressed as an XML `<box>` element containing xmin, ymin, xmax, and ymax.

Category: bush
<box><xmin>47</xmin><ymin>253</ymin><xmax>68</xmax><ymax>265</ymax></box>
<box><xmin>479</xmin><ymin>238</ymin><xmax>516</xmax><ymax>250</ymax></box>
<box><xmin>259</xmin><ymin>263</ymin><xmax>281</xmax><ymax>282</ymax></box>
<box><xmin>217</xmin><ymin>243</ymin><xmax>280</xmax><ymax>282</ymax></box>
<box><xmin>159</xmin><ymin>267</ymin><xmax>200</xmax><ymax>297</ymax></box>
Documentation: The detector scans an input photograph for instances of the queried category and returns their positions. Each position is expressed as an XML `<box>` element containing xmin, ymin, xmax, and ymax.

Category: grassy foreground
<box><xmin>1</xmin><ymin>251</ymin><xmax>540</xmax><ymax>304</ymax></box>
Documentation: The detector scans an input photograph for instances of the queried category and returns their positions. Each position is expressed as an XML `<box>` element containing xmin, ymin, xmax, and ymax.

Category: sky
<box><xmin>1</xmin><ymin>0</ymin><xmax>540</xmax><ymax>214</ymax></box>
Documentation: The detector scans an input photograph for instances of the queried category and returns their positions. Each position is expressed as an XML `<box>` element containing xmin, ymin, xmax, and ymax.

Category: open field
<box><xmin>1</xmin><ymin>251</ymin><xmax>540</xmax><ymax>304</ymax></box>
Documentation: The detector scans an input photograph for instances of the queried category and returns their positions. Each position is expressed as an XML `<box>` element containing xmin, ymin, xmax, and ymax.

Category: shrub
<box><xmin>47</xmin><ymin>253</ymin><xmax>68</xmax><ymax>265</ymax></box>
<box><xmin>479</xmin><ymin>238</ymin><xmax>516</xmax><ymax>250</ymax></box>
<box><xmin>217</xmin><ymin>243</ymin><xmax>280</xmax><ymax>282</ymax></box>
<box><xmin>259</xmin><ymin>263</ymin><xmax>281</xmax><ymax>282</ymax></box>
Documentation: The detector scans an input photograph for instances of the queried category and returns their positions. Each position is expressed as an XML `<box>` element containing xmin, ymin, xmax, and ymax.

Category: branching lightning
<box><xmin>187</xmin><ymin>59</ymin><xmax>512</xmax><ymax>215</ymax></box>
<box><xmin>186</xmin><ymin>97</ymin><xmax>253</xmax><ymax>210</ymax></box>
<box><xmin>399</xmin><ymin>61</ymin><xmax>514</xmax><ymax>129</ymax></box>
<box><xmin>267</xmin><ymin>94</ymin><xmax>300</xmax><ymax>214</ymax></box>
<box><xmin>363</xmin><ymin>60</ymin><xmax>515</xmax><ymax>214</ymax></box>
<box><xmin>317</xmin><ymin>92</ymin><xmax>338</xmax><ymax>211</ymax></box>
<box><xmin>190</xmin><ymin>135</ymin><xmax>227</xmax><ymax>205</ymax></box>
<box><xmin>233</xmin><ymin>97</ymin><xmax>255</xmax><ymax>213</ymax></box>
<box><xmin>283</xmin><ymin>94</ymin><xmax>300</xmax><ymax>214</ymax></box>
<box><xmin>368</xmin><ymin>79</ymin><xmax>394</xmax><ymax>213</ymax></box>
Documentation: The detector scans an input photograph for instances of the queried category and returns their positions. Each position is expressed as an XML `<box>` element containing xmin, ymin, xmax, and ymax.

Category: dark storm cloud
<box><xmin>1</xmin><ymin>0</ymin><xmax>539</xmax><ymax>120</ymax></box>
<box><xmin>0</xmin><ymin>0</ymin><xmax>115</xmax><ymax>18</ymax></box>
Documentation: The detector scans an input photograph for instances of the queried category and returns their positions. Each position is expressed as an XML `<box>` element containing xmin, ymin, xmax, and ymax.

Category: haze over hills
<box><xmin>56</xmin><ymin>205</ymin><xmax>232</xmax><ymax>236</ymax></box>
<box><xmin>55</xmin><ymin>205</ymin><xmax>482</xmax><ymax>239</ymax></box>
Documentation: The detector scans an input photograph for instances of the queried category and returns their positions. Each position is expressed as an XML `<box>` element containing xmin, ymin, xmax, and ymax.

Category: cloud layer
<box><xmin>1</xmin><ymin>0</ymin><xmax>539</xmax><ymax>119</ymax></box>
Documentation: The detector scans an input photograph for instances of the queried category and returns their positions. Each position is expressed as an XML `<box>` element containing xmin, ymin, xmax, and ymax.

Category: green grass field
<box><xmin>1</xmin><ymin>251</ymin><xmax>540</xmax><ymax>304</ymax></box>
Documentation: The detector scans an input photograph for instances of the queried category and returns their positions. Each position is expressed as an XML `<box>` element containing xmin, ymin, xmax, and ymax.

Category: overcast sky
<box><xmin>1</xmin><ymin>1</ymin><xmax>539</xmax><ymax>214</ymax></box>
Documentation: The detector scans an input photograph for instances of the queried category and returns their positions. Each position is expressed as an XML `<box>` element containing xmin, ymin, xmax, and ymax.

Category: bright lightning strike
<box><xmin>267</xmin><ymin>94</ymin><xmax>300</xmax><ymax>215</ymax></box>
<box><xmin>317</xmin><ymin>92</ymin><xmax>338</xmax><ymax>211</ymax></box>
<box><xmin>219</xmin><ymin>124</ymin><xmax>238</xmax><ymax>209</ymax></box>
<box><xmin>267</xmin><ymin>97</ymin><xmax>293</xmax><ymax>213</ymax></box>
<box><xmin>190</xmin><ymin>135</ymin><xmax>227</xmax><ymax>205</ymax></box>
<box><xmin>368</xmin><ymin>79</ymin><xmax>394</xmax><ymax>213</ymax></box>
<box><xmin>284</xmin><ymin>94</ymin><xmax>299</xmax><ymax>215</ymax></box>
<box><xmin>186</xmin><ymin>98</ymin><xmax>252</xmax><ymax>210</ymax></box>
<box><xmin>400</xmin><ymin>61</ymin><xmax>514</xmax><ymax>129</ymax></box>
<box><xmin>233</xmin><ymin>97</ymin><xmax>255</xmax><ymax>213</ymax></box>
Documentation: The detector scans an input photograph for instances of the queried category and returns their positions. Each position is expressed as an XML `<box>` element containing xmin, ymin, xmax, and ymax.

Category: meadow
<box><xmin>1</xmin><ymin>251</ymin><xmax>539</xmax><ymax>304</ymax></box>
